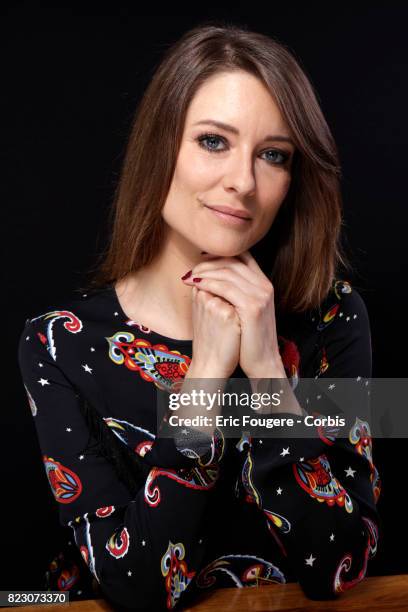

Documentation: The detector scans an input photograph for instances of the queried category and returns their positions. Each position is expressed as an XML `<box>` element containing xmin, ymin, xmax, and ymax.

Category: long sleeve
<box><xmin>18</xmin><ymin>318</ymin><xmax>225</xmax><ymax>611</ymax></box>
<box><xmin>237</xmin><ymin>284</ymin><xmax>382</xmax><ymax>600</ymax></box>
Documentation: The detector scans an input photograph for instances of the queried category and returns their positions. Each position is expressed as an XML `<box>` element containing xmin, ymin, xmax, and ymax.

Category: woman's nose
<box><xmin>223</xmin><ymin>153</ymin><xmax>256</xmax><ymax>196</ymax></box>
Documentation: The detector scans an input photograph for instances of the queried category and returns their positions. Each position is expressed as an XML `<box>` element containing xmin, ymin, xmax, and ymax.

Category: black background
<box><xmin>3</xmin><ymin>3</ymin><xmax>408</xmax><ymax>591</ymax></box>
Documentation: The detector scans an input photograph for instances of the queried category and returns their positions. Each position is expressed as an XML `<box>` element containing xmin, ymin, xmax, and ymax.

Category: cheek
<box><xmin>174</xmin><ymin>148</ymin><xmax>215</xmax><ymax>191</ymax></box>
<box><xmin>278</xmin><ymin>173</ymin><xmax>292</xmax><ymax>197</ymax></box>
<box><xmin>268</xmin><ymin>172</ymin><xmax>291</xmax><ymax>197</ymax></box>
<box><xmin>258</xmin><ymin>176</ymin><xmax>291</xmax><ymax>225</ymax></box>
<box><xmin>272</xmin><ymin>174</ymin><xmax>292</xmax><ymax>208</ymax></box>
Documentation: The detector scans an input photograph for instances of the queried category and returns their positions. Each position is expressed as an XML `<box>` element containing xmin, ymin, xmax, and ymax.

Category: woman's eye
<box><xmin>263</xmin><ymin>149</ymin><xmax>289</xmax><ymax>165</ymax></box>
<box><xmin>197</xmin><ymin>133</ymin><xmax>225</xmax><ymax>152</ymax></box>
<box><xmin>196</xmin><ymin>133</ymin><xmax>290</xmax><ymax>166</ymax></box>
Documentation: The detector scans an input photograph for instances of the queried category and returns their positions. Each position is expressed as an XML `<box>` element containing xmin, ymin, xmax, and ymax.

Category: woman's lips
<box><xmin>204</xmin><ymin>205</ymin><xmax>252</xmax><ymax>226</ymax></box>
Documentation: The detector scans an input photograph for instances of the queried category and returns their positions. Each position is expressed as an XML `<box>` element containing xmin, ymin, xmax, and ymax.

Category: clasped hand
<box><xmin>182</xmin><ymin>250</ymin><xmax>286</xmax><ymax>380</ymax></box>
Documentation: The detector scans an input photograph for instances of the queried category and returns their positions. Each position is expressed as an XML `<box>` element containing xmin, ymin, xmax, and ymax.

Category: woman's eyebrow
<box><xmin>193</xmin><ymin>119</ymin><xmax>295</xmax><ymax>146</ymax></box>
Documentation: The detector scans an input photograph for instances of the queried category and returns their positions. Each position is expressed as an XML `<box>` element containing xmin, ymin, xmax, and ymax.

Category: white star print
<box><xmin>82</xmin><ymin>364</ymin><xmax>93</xmax><ymax>374</ymax></box>
<box><xmin>82</xmin><ymin>294</ymin><xmax>87</xmax><ymax>298</ymax></box>
<box><xmin>38</xmin><ymin>362</ymin><xmax>43</xmax><ymax>367</ymax></box>
<box><xmin>181</xmin><ymin>428</ymin><xmax>189</xmax><ymax>435</ymax></box>
<box><xmin>127</xmin><ymin>570</ymin><xmax>132</xmax><ymax>577</ymax></box>
<box><xmin>280</xmin><ymin>447</ymin><xmax>290</xmax><ymax>457</ymax></box>
<box><xmin>328</xmin><ymin>384</ymin><xmax>335</xmax><ymax>390</ymax></box>
<box><xmin>353</xmin><ymin>314</ymin><xmax>358</xmax><ymax>319</ymax></box>
<box><xmin>317</xmin><ymin>394</ymin><xmax>321</xmax><ymax>400</ymax></box>
<box><xmin>299</xmin><ymin>457</ymin><xmax>304</xmax><ymax>462</ymax></box>
<box><xmin>259</xmin><ymin>440</ymin><xmax>263</xmax><ymax>445</ymax></box>
<box><xmin>339</xmin><ymin>312</ymin><xmax>343</xmax><ymax>317</ymax></box>
<box><xmin>66</xmin><ymin>427</ymin><xmax>72</xmax><ymax>432</ymax></box>
<box><xmin>79</xmin><ymin>455</ymin><xmax>84</xmax><ymax>460</ymax></box>
<box><xmin>26</xmin><ymin>336</ymin><xmax>30</xmax><ymax>341</ymax></box>
<box><xmin>356</xmin><ymin>376</ymin><xmax>361</xmax><ymax>381</ymax></box>
<box><xmin>330</xmin><ymin>533</ymin><xmax>335</xmax><ymax>541</ymax></box>
<box><xmin>114</xmin><ymin>312</ymin><xmax>119</xmax><ymax>316</ymax></box>
<box><xmin>141</xmin><ymin>540</ymin><xmax>146</xmax><ymax>546</ymax></box>
<box><xmin>305</xmin><ymin>554</ymin><xmax>316</xmax><ymax>567</ymax></box>
<box><xmin>345</xmin><ymin>466</ymin><xmax>356</xmax><ymax>477</ymax></box>
<box><xmin>276</xmin><ymin>487</ymin><xmax>282</xmax><ymax>495</ymax></box>
<box><xmin>38</xmin><ymin>378</ymin><xmax>50</xmax><ymax>386</ymax></box>
<box><xmin>198</xmin><ymin>539</ymin><xmax>203</xmax><ymax>544</ymax></box>
<box><xmin>77</xmin><ymin>590</ymin><xmax>82</xmax><ymax>595</ymax></box>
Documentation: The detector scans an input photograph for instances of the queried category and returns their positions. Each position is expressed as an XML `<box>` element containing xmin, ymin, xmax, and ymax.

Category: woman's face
<box><xmin>161</xmin><ymin>70</ymin><xmax>296</xmax><ymax>257</ymax></box>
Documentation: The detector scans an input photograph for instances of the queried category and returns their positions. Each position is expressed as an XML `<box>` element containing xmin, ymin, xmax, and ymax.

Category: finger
<box><xmin>186</xmin><ymin>277</ymin><xmax>249</xmax><ymax>310</ymax></box>
<box><xmin>194</xmin><ymin>285</ymin><xmax>221</xmax><ymax>301</ymax></box>
<box><xmin>185</xmin><ymin>266</ymin><xmax>268</xmax><ymax>301</ymax></box>
<box><xmin>193</xmin><ymin>284</ymin><xmax>229</xmax><ymax>307</ymax></box>
<box><xmin>187</xmin><ymin>266</ymin><xmax>254</xmax><ymax>294</ymax></box>
<box><xmin>191</xmin><ymin>256</ymin><xmax>261</xmax><ymax>288</ymax></box>
<box><xmin>236</xmin><ymin>249</ymin><xmax>264</xmax><ymax>275</ymax></box>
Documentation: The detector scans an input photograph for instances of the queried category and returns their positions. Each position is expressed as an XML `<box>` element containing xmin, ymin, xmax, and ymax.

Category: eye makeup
<box><xmin>195</xmin><ymin>132</ymin><xmax>292</xmax><ymax>166</ymax></box>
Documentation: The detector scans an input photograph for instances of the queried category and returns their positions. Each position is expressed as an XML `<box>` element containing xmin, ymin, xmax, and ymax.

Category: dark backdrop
<box><xmin>3</xmin><ymin>4</ymin><xmax>408</xmax><ymax>591</ymax></box>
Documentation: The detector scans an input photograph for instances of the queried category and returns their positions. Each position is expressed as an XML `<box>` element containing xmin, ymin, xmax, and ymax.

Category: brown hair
<box><xmin>81</xmin><ymin>20</ymin><xmax>354</xmax><ymax>314</ymax></box>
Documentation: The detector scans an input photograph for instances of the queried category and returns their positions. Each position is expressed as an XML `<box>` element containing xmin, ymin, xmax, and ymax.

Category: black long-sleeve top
<box><xmin>17</xmin><ymin>278</ymin><xmax>382</xmax><ymax>611</ymax></box>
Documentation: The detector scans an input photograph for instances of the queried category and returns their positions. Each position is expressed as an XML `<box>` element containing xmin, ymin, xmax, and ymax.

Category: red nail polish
<box><xmin>192</xmin><ymin>277</ymin><xmax>202</xmax><ymax>282</ymax></box>
<box><xmin>181</xmin><ymin>270</ymin><xmax>192</xmax><ymax>280</ymax></box>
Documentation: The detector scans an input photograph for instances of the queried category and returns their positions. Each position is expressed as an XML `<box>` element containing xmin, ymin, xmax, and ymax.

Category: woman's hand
<box><xmin>176</xmin><ymin>284</ymin><xmax>241</xmax><ymax>438</ymax></box>
<box><xmin>185</xmin><ymin>285</ymin><xmax>241</xmax><ymax>379</ymax></box>
<box><xmin>182</xmin><ymin>250</ymin><xmax>286</xmax><ymax>379</ymax></box>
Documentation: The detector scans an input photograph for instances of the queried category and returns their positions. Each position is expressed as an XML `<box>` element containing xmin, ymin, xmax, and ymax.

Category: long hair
<box><xmin>79</xmin><ymin>20</ymin><xmax>353</xmax><ymax>314</ymax></box>
<box><xmin>72</xmin><ymin>21</ymin><xmax>357</xmax><ymax>496</ymax></box>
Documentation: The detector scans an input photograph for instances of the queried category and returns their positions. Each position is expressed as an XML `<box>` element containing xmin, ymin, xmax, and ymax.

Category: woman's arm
<box><xmin>238</xmin><ymin>286</ymin><xmax>382</xmax><ymax>599</ymax></box>
<box><xmin>18</xmin><ymin>319</ymin><xmax>225</xmax><ymax>611</ymax></box>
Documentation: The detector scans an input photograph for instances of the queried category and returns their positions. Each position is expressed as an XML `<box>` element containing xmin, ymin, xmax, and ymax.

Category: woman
<box><xmin>18</xmin><ymin>22</ymin><xmax>381</xmax><ymax>611</ymax></box>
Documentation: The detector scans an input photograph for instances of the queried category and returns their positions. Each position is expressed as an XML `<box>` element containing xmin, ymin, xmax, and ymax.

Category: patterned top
<box><xmin>17</xmin><ymin>279</ymin><xmax>382</xmax><ymax>611</ymax></box>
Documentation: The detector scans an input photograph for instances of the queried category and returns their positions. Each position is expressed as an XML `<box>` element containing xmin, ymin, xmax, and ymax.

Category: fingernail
<box><xmin>181</xmin><ymin>270</ymin><xmax>192</xmax><ymax>280</ymax></box>
<box><xmin>192</xmin><ymin>277</ymin><xmax>202</xmax><ymax>282</ymax></box>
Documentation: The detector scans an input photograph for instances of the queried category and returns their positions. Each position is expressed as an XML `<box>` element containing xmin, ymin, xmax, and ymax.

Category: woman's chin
<box><xmin>198</xmin><ymin>244</ymin><xmax>249</xmax><ymax>258</ymax></box>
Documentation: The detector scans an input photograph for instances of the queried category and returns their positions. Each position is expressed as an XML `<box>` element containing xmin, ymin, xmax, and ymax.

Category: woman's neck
<box><xmin>115</xmin><ymin>233</ymin><xmax>209</xmax><ymax>339</ymax></box>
